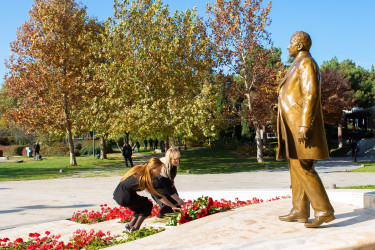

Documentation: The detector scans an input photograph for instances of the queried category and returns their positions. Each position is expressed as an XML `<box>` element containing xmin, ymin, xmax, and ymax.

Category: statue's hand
<box><xmin>298</xmin><ymin>126</ymin><xmax>309</xmax><ymax>144</ymax></box>
<box><xmin>271</xmin><ymin>103</ymin><xmax>278</xmax><ymax>112</ymax></box>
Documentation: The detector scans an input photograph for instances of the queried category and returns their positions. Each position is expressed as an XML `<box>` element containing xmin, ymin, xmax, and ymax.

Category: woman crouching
<box><xmin>113</xmin><ymin>157</ymin><xmax>180</xmax><ymax>231</ymax></box>
<box><xmin>152</xmin><ymin>147</ymin><xmax>186</xmax><ymax>218</ymax></box>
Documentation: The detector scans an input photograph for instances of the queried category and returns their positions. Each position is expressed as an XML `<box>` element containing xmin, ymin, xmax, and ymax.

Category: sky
<box><xmin>1</xmin><ymin>0</ymin><xmax>374</xmax><ymax>86</ymax></box>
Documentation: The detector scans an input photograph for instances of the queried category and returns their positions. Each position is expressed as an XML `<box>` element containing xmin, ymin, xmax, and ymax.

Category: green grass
<box><xmin>2</xmin><ymin>147</ymin><xmax>373</xmax><ymax>182</ymax></box>
<box><xmin>178</xmin><ymin>148</ymin><xmax>287</xmax><ymax>174</ymax></box>
<box><xmin>338</xmin><ymin>185</ymin><xmax>375</xmax><ymax>189</ymax></box>
<box><xmin>0</xmin><ymin>148</ymin><xmax>287</xmax><ymax>181</ymax></box>
<box><xmin>0</xmin><ymin>155</ymin><xmax>127</xmax><ymax>181</ymax></box>
<box><xmin>350</xmin><ymin>161</ymin><xmax>375</xmax><ymax>172</ymax></box>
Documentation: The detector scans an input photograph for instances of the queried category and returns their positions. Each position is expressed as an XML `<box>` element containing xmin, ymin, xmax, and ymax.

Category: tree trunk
<box><xmin>262</xmin><ymin>125</ymin><xmax>267</xmax><ymax>145</ymax></box>
<box><xmin>125</xmin><ymin>131</ymin><xmax>130</xmax><ymax>144</ymax></box>
<box><xmin>100</xmin><ymin>135</ymin><xmax>107</xmax><ymax>159</ymax></box>
<box><xmin>256</xmin><ymin>126</ymin><xmax>263</xmax><ymax>163</ymax></box>
<box><xmin>63</xmin><ymin>93</ymin><xmax>76</xmax><ymax>165</ymax></box>
<box><xmin>338</xmin><ymin>122</ymin><xmax>343</xmax><ymax>148</ymax></box>
<box><xmin>184</xmin><ymin>138</ymin><xmax>187</xmax><ymax>150</ymax></box>
<box><xmin>66</xmin><ymin>126</ymin><xmax>77</xmax><ymax>165</ymax></box>
<box><xmin>165</xmin><ymin>136</ymin><xmax>170</xmax><ymax>151</ymax></box>
<box><xmin>115</xmin><ymin>139</ymin><xmax>123</xmax><ymax>155</ymax></box>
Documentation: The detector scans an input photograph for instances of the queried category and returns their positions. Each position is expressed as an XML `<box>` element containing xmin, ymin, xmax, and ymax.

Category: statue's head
<box><xmin>288</xmin><ymin>31</ymin><xmax>312</xmax><ymax>57</ymax></box>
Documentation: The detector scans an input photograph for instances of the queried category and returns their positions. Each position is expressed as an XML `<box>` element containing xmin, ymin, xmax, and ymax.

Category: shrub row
<box><xmin>0</xmin><ymin>145</ymin><xmax>25</xmax><ymax>156</ymax></box>
<box><xmin>0</xmin><ymin>136</ymin><xmax>16</xmax><ymax>146</ymax></box>
<box><xmin>236</xmin><ymin>144</ymin><xmax>276</xmax><ymax>157</ymax></box>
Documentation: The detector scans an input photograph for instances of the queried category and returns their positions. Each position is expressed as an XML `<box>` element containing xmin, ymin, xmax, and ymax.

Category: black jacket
<box><xmin>153</xmin><ymin>166</ymin><xmax>177</xmax><ymax>196</ymax></box>
<box><xmin>122</xmin><ymin>144</ymin><xmax>132</xmax><ymax>157</ymax></box>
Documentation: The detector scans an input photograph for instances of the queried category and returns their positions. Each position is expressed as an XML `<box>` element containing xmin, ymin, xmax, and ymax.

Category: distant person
<box><xmin>33</xmin><ymin>142</ymin><xmax>40</xmax><ymax>159</ymax></box>
<box><xmin>143</xmin><ymin>139</ymin><xmax>147</xmax><ymax>150</ymax></box>
<box><xmin>152</xmin><ymin>147</ymin><xmax>185</xmax><ymax>218</ymax></box>
<box><xmin>350</xmin><ymin>138</ymin><xmax>357</xmax><ymax>157</ymax></box>
<box><xmin>154</xmin><ymin>138</ymin><xmax>159</xmax><ymax>150</ymax></box>
<box><xmin>134</xmin><ymin>140</ymin><xmax>140</xmax><ymax>153</ymax></box>
<box><xmin>160</xmin><ymin>140</ymin><xmax>165</xmax><ymax>153</ymax></box>
<box><xmin>148</xmin><ymin>138</ymin><xmax>154</xmax><ymax>150</ymax></box>
<box><xmin>122</xmin><ymin>142</ymin><xmax>133</xmax><ymax>167</ymax></box>
<box><xmin>113</xmin><ymin>157</ymin><xmax>180</xmax><ymax>232</ymax></box>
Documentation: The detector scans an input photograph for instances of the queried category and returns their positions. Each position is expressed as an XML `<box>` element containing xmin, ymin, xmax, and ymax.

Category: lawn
<box><xmin>0</xmin><ymin>155</ymin><xmax>126</xmax><ymax>181</ymax></box>
<box><xmin>178</xmin><ymin>148</ymin><xmax>287</xmax><ymax>174</ymax></box>
<box><xmin>0</xmin><ymin>148</ymin><xmax>287</xmax><ymax>181</ymax></box>
<box><xmin>338</xmin><ymin>185</ymin><xmax>375</xmax><ymax>189</ymax></box>
<box><xmin>350</xmin><ymin>161</ymin><xmax>375</xmax><ymax>172</ymax></box>
<box><xmin>2</xmin><ymin>147</ymin><xmax>373</xmax><ymax>182</ymax></box>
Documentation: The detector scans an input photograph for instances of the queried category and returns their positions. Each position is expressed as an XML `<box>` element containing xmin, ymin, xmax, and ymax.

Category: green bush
<box><xmin>263</xmin><ymin>147</ymin><xmax>276</xmax><ymax>157</ymax></box>
<box><xmin>2</xmin><ymin>145</ymin><xmax>25</xmax><ymax>156</ymax></box>
<box><xmin>186</xmin><ymin>137</ymin><xmax>207</xmax><ymax>148</ymax></box>
<box><xmin>74</xmin><ymin>149</ymin><xmax>81</xmax><ymax>157</ymax></box>
<box><xmin>211</xmin><ymin>137</ymin><xmax>240</xmax><ymax>150</ymax></box>
<box><xmin>330</xmin><ymin>145</ymin><xmax>351</xmax><ymax>157</ymax></box>
<box><xmin>106</xmin><ymin>141</ymin><xmax>114</xmax><ymax>153</ymax></box>
<box><xmin>81</xmin><ymin>147</ymin><xmax>100</xmax><ymax>156</ymax></box>
<box><xmin>74</xmin><ymin>140</ymin><xmax>114</xmax><ymax>153</ymax></box>
<box><xmin>41</xmin><ymin>146</ymin><xmax>69</xmax><ymax>156</ymax></box>
<box><xmin>75</xmin><ymin>143</ymin><xmax>82</xmax><ymax>150</ymax></box>
<box><xmin>236</xmin><ymin>144</ymin><xmax>257</xmax><ymax>156</ymax></box>
<box><xmin>0</xmin><ymin>136</ymin><xmax>15</xmax><ymax>146</ymax></box>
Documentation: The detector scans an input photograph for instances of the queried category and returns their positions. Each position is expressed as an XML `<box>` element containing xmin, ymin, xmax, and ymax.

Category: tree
<box><xmin>93</xmin><ymin>0</ymin><xmax>218</xmax><ymax>148</ymax></box>
<box><xmin>4</xmin><ymin>0</ymin><xmax>103</xmax><ymax>165</ymax></box>
<box><xmin>207</xmin><ymin>0</ymin><xmax>281</xmax><ymax>162</ymax></box>
<box><xmin>321</xmin><ymin>57</ymin><xmax>375</xmax><ymax>108</ymax></box>
<box><xmin>320</xmin><ymin>68</ymin><xmax>355</xmax><ymax>148</ymax></box>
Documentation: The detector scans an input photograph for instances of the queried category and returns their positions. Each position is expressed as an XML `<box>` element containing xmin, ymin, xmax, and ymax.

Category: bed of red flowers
<box><xmin>1</xmin><ymin>196</ymin><xmax>289</xmax><ymax>249</ymax></box>
<box><xmin>70</xmin><ymin>203</ymin><xmax>161</xmax><ymax>224</ymax></box>
<box><xmin>0</xmin><ymin>227</ymin><xmax>165</xmax><ymax>249</ymax></box>
<box><xmin>70</xmin><ymin>204</ymin><xmax>134</xmax><ymax>224</ymax></box>
<box><xmin>166</xmin><ymin>196</ymin><xmax>288</xmax><ymax>226</ymax></box>
<box><xmin>70</xmin><ymin>196</ymin><xmax>289</xmax><ymax>226</ymax></box>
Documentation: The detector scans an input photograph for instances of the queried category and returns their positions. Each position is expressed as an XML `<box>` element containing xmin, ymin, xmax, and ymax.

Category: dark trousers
<box><xmin>117</xmin><ymin>194</ymin><xmax>153</xmax><ymax>217</ymax></box>
<box><xmin>124</xmin><ymin>156</ymin><xmax>133</xmax><ymax>167</ymax></box>
<box><xmin>289</xmin><ymin>159</ymin><xmax>334</xmax><ymax>217</ymax></box>
<box><xmin>152</xmin><ymin>195</ymin><xmax>179</xmax><ymax>218</ymax></box>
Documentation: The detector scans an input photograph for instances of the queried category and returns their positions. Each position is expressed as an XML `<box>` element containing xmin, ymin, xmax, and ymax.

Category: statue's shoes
<box><xmin>279</xmin><ymin>211</ymin><xmax>308</xmax><ymax>223</ymax></box>
<box><xmin>304</xmin><ymin>215</ymin><xmax>335</xmax><ymax>228</ymax></box>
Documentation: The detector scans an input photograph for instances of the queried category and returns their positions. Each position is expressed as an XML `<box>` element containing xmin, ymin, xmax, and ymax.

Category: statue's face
<box><xmin>287</xmin><ymin>36</ymin><xmax>300</xmax><ymax>58</ymax></box>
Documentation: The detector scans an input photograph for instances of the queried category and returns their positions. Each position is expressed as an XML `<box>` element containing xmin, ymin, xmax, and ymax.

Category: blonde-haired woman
<box><xmin>113</xmin><ymin>157</ymin><xmax>180</xmax><ymax>231</ymax></box>
<box><xmin>152</xmin><ymin>147</ymin><xmax>186</xmax><ymax>218</ymax></box>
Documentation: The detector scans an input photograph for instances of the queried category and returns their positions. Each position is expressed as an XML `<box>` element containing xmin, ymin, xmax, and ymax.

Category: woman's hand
<box><xmin>172</xmin><ymin>207</ymin><xmax>181</xmax><ymax>212</ymax></box>
<box><xmin>171</xmin><ymin>193</ymin><xmax>185</xmax><ymax>205</ymax></box>
<box><xmin>177</xmin><ymin>199</ymin><xmax>186</xmax><ymax>206</ymax></box>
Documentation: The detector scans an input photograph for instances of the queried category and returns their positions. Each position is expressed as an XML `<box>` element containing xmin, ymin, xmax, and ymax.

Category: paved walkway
<box><xmin>0</xmin><ymin>157</ymin><xmax>374</xmax><ymax>249</ymax></box>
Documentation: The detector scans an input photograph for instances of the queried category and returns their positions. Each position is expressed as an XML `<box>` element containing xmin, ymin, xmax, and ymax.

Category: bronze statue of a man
<box><xmin>277</xmin><ymin>31</ymin><xmax>335</xmax><ymax>228</ymax></box>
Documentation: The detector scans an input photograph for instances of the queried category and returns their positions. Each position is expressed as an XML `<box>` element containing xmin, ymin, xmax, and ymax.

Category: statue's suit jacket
<box><xmin>277</xmin><ymin>51</ymin><xmax>329</xmax><ymax>160</ymax></box>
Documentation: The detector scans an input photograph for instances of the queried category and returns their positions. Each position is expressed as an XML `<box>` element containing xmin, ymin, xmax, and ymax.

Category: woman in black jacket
<box><xmin>152</xmin><ymin>147</ymin><xmax>186</xmax><ymax>218</ymax></box>
<box><xmin>113</xmin><ymin>157</ymin><xmax>180</xmax><ymax>231</ymax></box>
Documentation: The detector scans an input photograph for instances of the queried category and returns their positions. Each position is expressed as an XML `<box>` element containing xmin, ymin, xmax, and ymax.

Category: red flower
<box><xmin>197</xmin><ymin>208</ymin><xmax>209</xmax><ymax>218</ymax></box>
<box><xmin>15</xmin><ymin>238</ymin><xmax>23</xmax><ymax>243</ymax></box>
<box><xmin>207</xmin><ymin>197</ymin><xmax>213</xmax><ymax>210</ymax></box>
<box><xmin>45</xmin><ymin>231</ymin><xmax>50</xmax><ymax>236</ymax></box>
<box><xmin>178</xmin><ymin>212</ymin><xmax>191</xmax><ymax>224</ymax></box>
<box><xmin>27</xmin><ymin>244</ymin><xmax>38</xmax><ymax>250</ymax></box>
